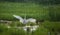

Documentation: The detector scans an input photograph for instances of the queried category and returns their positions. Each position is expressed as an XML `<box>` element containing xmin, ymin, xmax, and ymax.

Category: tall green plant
<box><xmin>49</xmin><ymin>6</ymin><xmax>60</xmax><ymax>21</ymax></box>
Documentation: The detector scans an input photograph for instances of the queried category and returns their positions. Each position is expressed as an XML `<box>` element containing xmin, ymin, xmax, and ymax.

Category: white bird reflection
<box><xmin>23</xmin><ymin>25</ymin><xmax>39</xmax><ymax>32</ymax></box>
<box><xmin>7</xmin><ymin>25</ymin><xmax>39</xmax><ymax>32</ymax></box>
<box><xmin>13</xmin><ymin>15</ymin><xmax>36</xmax><ymax>24</ymax></box>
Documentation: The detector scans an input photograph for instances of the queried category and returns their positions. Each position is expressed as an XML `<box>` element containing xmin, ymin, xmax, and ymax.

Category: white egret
<box><xmin>13</xmin><ymin>15</ymin><xmax>36</xmax><ymax>24</ymax></box>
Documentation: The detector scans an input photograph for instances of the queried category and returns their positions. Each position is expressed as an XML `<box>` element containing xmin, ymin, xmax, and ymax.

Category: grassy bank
<box><xmin>0</xmin><ymin>2</ymin><xmax>49</xmax><ymax>20</ymax></box>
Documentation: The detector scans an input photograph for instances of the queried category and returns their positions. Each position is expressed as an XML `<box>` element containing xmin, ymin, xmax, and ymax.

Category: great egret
<box><xmin>13</xmin><ymin>15</ymin><xmax>36</xmax><ymax>24</ymax></box>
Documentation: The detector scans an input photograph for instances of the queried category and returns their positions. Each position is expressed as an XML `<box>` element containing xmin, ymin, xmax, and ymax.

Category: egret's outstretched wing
<box><xmin>13</xmin><ymin>15</ymin><xmax>23</xmax><ymax>20</ymax></box>
<box><xmin>27</xmin><ymin>18</ymin><xmax>36</xmax><ymax>23</ymax></box>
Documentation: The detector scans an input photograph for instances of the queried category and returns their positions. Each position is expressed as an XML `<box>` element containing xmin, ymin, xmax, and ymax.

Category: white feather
<box><xmin>27</xmin><ymin>18</ymin><xmax>36</xmax><ymax>23</ymax></box>
<box><xmin>13</xmin><ymin>15</ymin><xmax>23</xmax><ymax>23</ymax></box>
<box><xmin>13</xmin><ymin>15</ymin><xmax>23</xmax><ymax>20</ymax></box>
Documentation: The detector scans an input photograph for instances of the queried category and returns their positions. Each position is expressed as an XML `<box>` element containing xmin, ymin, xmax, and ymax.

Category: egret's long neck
<box><xmin>23</xmin><ymin>14</ymin><xmax>27</xmax><ymax>24</ymax></box>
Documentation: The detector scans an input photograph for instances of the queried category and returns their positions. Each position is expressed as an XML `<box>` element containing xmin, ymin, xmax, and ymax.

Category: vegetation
<box><xmin>0</xmin><ymin>0</ymin><xmax>60</xmax><ymax>35</ymax></box>
<box><xmin>0</xmin><ymin>21</ymin><xmax>60</xmax><ymax>35</ymax></box>
<box><xmin>49</xmin><ymin>5</ymin><xmax>60</xmax><ymax>21</ymax></box>
<box><xmin>0</xmin><ymin>0</ymin><xmax>60</xmax><ymax>5</ymax></box>
<box><xmin>43</xmin><ymin>21</ymin><xmax>60</xmax><ymax>35</ymax></box>
<box><xmin>0</xmin><ymin>2</ymin><xmax>49</xmax><ymax>20</ymax></box>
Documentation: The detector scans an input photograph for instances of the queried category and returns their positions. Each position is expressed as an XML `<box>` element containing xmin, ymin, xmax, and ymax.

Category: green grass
<box><xmin>1</xmin><ymin>21</ymin><xmax>59</xmax><ymax>35</ymax></box>
<box><xmin>0</xmin><ymin>2</ymin><xmax>60</xmax><ymax>35</ymax></box>
<box><xmin>42</xmin><ymin>21</ymin><xmax>60</xmax><ymax>33</ymax></box>
<box><xmin>0</xmin><ymin>2</ymin><xmax>60</xmax><ymax>21</ymax></box>
<box><xmin>48</xmin><ymin>5</ymin><xmax>60</xmax><ymax>21</ymax></box>
<box><xmin>0</xmin><ymin>22</ymin><xmax>49</xmax><ymax>35</ymax></box>
<box><xmin>0</xmin><ymin>2</ymin><xmax>49</xmax><ymax>20</ymax></box>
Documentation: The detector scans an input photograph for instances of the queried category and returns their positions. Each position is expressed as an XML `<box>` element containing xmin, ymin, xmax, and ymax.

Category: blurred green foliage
<box><xmin>0</xmin><ymin>2</ymin><xmax>48</xmax><ymax>20</ymax></box>
<box><xmin>49</xmin><ymin>5</ymin><xmax>60</xmax><ymax>21</ymax></box>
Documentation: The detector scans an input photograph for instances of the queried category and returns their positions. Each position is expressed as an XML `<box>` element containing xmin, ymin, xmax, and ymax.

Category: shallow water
<box><xmin>7</xmin><ymin>25</ymin><xmax>39</xmax><ymax>32</ymax></box>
